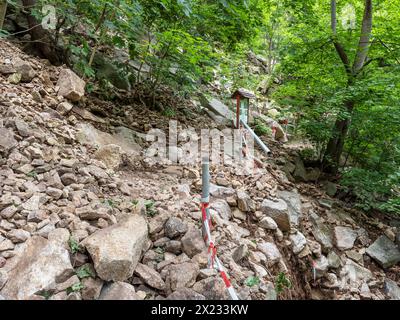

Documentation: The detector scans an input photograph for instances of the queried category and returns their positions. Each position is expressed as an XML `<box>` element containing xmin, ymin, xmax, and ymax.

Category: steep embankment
<box><xmin>0</xmin><ymin>39</ymin><xmax>399</xmax><ymax>300</ymax></box>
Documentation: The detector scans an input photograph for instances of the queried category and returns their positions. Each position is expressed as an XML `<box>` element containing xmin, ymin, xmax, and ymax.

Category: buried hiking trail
<box><xmin>0</xmin><ymin>39</ymin><xmax>400</xmax><ymax>301</ymax></box>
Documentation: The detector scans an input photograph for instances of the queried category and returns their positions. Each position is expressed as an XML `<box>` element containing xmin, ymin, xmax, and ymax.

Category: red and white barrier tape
<box><xmin>201</xmin><ymin>203</ymin><xmax>239</xmax><ymax>300</ymax></box>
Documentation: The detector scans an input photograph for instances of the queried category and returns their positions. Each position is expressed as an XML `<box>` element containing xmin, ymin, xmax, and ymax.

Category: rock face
<box><xmin>99</xmin><ymin>282</ymin><xmax>140</xmax><ymax>300</ymax></box>
<box><xmin>334</xmin><ymin>226</ymin><xmax>358</xmax><ymax>251</ymax></box>
<box><xmin>261</xmin><ymin>198</ymin><xmax>290</xmax><ymax>232</ymax></box>
<box><xmin>94</xmin><ymin>144</ymin><xmax>122</xmax><ymax>170</ymax></box>
<box><xmin>366</xmin><ymin>236</ymin><xmax>400</xmax><ymax>268</ymax></box>
<box><xmin>82</xmin><ymin>214</ymin><xmax>148</xmax><ymax>281</ymax></box>
<box><xmin>0</xmin><ymin>236</ymin><xmax>73</xmax><ymax>300</ymax></box>
<box><xmin>57</xmin><ymin>69</ymin><xmax>86</xmax><ymax>102</ymax></box>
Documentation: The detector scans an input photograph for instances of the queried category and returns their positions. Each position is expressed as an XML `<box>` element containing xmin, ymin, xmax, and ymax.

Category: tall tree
<box><xmin>323</xmin><ymin>0</ymin><xmax>373</xmax><ymax>172</ymax></box>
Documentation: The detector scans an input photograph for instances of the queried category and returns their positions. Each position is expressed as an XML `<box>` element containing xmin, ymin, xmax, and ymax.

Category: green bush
<box><xmin>253</xmin><ymin>118</ymin><xmax>272</xmax><ymax>137</ymax></box>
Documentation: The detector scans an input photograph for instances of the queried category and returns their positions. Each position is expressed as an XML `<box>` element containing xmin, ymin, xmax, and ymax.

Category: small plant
<box><xmin>131</xmin><ymin>199</ymin><xmax>139</xmax><ymax>206</ymax></box>
<box><xmin>26</xmin><ymin>171</ymin><xmax>38</xmax><ymax>179</ymax></box>
<box><xmin>162</xmin><ymin>107</ymin><xmax>176</xmax><ymax>118</ymax></box>
<box><xmin>253</xmin><ymin>118</ymin><xmax>272</xmax><ymax>137</ymax></box>
<box><xmin>102</xmin><ymin>199</ymin><xmax>118</xmax><ymax>208</ymax></box>
<box><xmin>76</xmin><ymin>265</ymin><xmax>95</xmax><ymax>279</ymax></box>
<box><xmin>275</xmin><ymin>272</ymin><xmax>292</xmax><ymax>295</ymax></box>
<box><xmin>145</xmin><ymin>200</ymin><xmax>157</xmax><ymax>217</ymax></box>
<box><xmin>66</xmin><ymin>282</ymin><xmax>84</xmax><ymax>294</ymax></box>
<box><xmin>68</xmin><ymin>237</ymin><xmax>82</xmax><ymax>254</ymax></box>
<box><xmin>245</xmin><ymin>276</ymin><xmax>260</xmax><ymax>287</ymax></box>
<box><xmin>37</xmin><ymin>290</ymin><xmax>53</xmax><ymax>300</ymax></box>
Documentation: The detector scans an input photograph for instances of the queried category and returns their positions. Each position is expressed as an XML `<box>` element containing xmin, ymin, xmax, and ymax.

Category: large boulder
<box><xmin>366</xmin><ymin>236</ymin><xmax>400</xmax><ymax>268</ymax></box>
<box><xmin>0</xmin><ymin>236</ymin><xmax>74</xmax><ymax>300</ymax></box>
<box><xmin>82</xmin><ymin>214</ymin><xmax>148</xmax><ymax>281</ymax></box>
<box><xmin>261</xmin><ymin>198</ymin><xmax>290</xmax><ymax>232</ymax></box>
<box><xmin>57</xmin><ymin>69</ymin><xmax>86</xmax><ymax>102</ymax></box>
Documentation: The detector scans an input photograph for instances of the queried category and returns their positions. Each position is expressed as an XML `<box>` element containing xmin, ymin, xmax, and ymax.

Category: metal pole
<box><xmin>201</xmin><ymin>157</ymin><xmax>211</xmax><ymax>226</ymax></box>
<box><xmin>240</xmin><ymin>119</ymin><xmax>271</xmax><ymax>155</ymax></box>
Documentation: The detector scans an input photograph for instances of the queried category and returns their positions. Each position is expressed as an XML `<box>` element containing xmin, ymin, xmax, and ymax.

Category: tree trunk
<box><xmin>0</xmin><ymin>0</ymin><xmax>7</xmax><ymax>30</ymax></box>
<box><xmin>323</xmin><ymin>0</ymin><xmax>373</xmax><ymax>173</ymax></box>
<box><xmin>21</xmin><ymin>0</ymin><xmax>63</xmax><ymax>65</ymax></box>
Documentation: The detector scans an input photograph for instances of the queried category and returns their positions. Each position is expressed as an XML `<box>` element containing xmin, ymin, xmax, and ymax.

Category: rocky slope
<box><xmin>0</xmin><ymin>39</ymin><xmax>400</xmax><ymax>300</ymax></box>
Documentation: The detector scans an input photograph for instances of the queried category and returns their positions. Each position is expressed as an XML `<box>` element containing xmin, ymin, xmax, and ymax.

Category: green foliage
<box><xmin>162</xmin><ymin>107</ymin><xmax>176</xmax><ymax>118</ymax></box>
<box><xmin>66</xmin><ymin>282</ymin><xmax>84</xmax><ymax>294</ymax></box>
<box><xmin>275</xmin><ymin>272</ymin><xmax>291</xmax><ymax>295</ymax></box>
<box><xmin>144</xmin><ymin>200</ymin><xmax>157</xmax><ymax>217</ymax></box>
<box><xmin>68</xmin><ymin>237</ymin><xmax>82</xmax><ymax>254</ymax></box>
<box><xmin>26</xmin><ymin>171</ymin><xmax>38</xmax><ymax>179</ymax></box>
<box><xmin>76</xmin><ymin>265</ymin><xmax>95</xmax><ymax>279</ymax></box>
<box><xmin>341</xmin><ymin>168</ymin><xmax>400</xmax><ymax>212</ymax></box>
<box><xmin>253</xmin><ymin>118</ymin><xmax>272</xmax><ymax>137</ymax></box>
<box><xmin>245</xmin><ymin>276</ymin><xmax>260</xmax><ymax>287</ymax></box>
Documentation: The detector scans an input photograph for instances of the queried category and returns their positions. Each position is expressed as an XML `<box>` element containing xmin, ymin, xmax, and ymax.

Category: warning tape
<box><xmin>200</xmin><ymin>203</ymin><xmax>239</xmax><ymax>300</ymax></box>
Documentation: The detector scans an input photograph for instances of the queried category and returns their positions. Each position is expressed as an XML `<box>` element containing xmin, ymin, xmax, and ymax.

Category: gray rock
<box><xmin>192</xmin><ymin>277</ymin><xmax>229</xmax><ymax>300</ymax></box>
<box><xmin>340</xmin><ymin>259</ymin><xmax>373</xmax><ymax>288</ymax></box>
<box><xmin>0</xmin><ymin>128</ymin><xmax>17</xmax><ymax>154</ymax></box>
<box><xmin>166</xmin><ymin>262</ymin><xmax>199</xmax><ymax>293</ymax></box>
<box><xmin>135</xmin><ymin>263</ymin><xmax>166</xmax><ymax>291</ymax></box>
<box><xmin>82</xmin><ymin>214</ymin><xmax>148</xmax><ymax>281</ymax></box>
<box><xmin>384</xmin><ymin>279</ymin><xmax>400</xmax><ymax>300</ymax></box>
<box><xmin>181</xmin><ymin>228</ymin><xmax>206</xmax><ymax>258</ymax></box>
<box><xmin>232</xmin><ymin>244</ymin><xmax>248</xmax><ymax>263</ymax></box>
<box><xmin>99</xmin><ymin>282</ymin><xmax>140</xmax><ymax>300</ymax></box>
<box><xmin>164</xmin><ymin>217</ymin><xmax>188</xmax><ymax>239</ymax></box>
<box><xmin>310</xmin><ymin>213</ymin><xmax>333</xmax><ymax>252</ymax></box>
<box><xmin>210</xmin><ymin>199</ymin><xmax>232</xmax><ymax>221</ymax></box>
<box><xmin>261</xmin><ymin>198</ymin><xmax>290</xmax><ymax>232</ymax></box>
<box><xmin>237</xmin><ymin>190</ymin><xmax>253</xmax><ymax>212</ymax></box>
<box><xmin>259</xmin><ymin>216</ymin><xmax>278</xmax><ymax>230</ymax></box>
<box><xmin>334</xmin><ymin>226</ymin><xmax>358</xmax><ymax>251</ymax></box>
<box><xmin>257</xmin><ymin>242</ymin><xmax>281</xmax><ymax>266</ymax></box>
<box><xmin>290</xmin><ymin>231</ymin><xmax>307</xmax><ymax>254</ymax></box>
<box><xmin>209</xmin><ymin>183</ymin><xmax>235</xmax><ymax>199</ymax></box>
<box><xmin>327</xmin><ymin>251</ymin><xmax>342</xmax><ymax>269</ymax></box>
<box><xmin>57</xmin><ymin>69</ymin><xmax>86</xmax><ymax>102</ymax></box>
<box><xmin>7</xmin><ymin>229</ymin><xmax>30</xmax><ymax>243</ymax></box>
<box><xmin>94</xmin><ymin>144</ymin><xmax>122</xmax><ymax>170</ymax></box>
<box><xmin>81</xmin><ymin>277</ymin><xmax>103</xmax><ymax>300</ymax></box>
<box><xmin>14</xmin><ymin>60</ymin><xmax>36</xmax><ymax>82</ymax></box>
<box><xmin>366</xmin><ymin>236</ymin><xmax>400</xmax><ymax>268</ymax></box>
<box><xmin>260</xmin><ymin>282</ymin><xmax>277</xmax><ymax>300</ymax></box>
<box><xmin>0</xmin><ymin>236</ymin><xmax>73</xmax><ymax>300</ymax></box>
<box><xmin>277</xmin><ymin>190</ymin><xmax>302</xmax><ymax>227</ymax></box>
